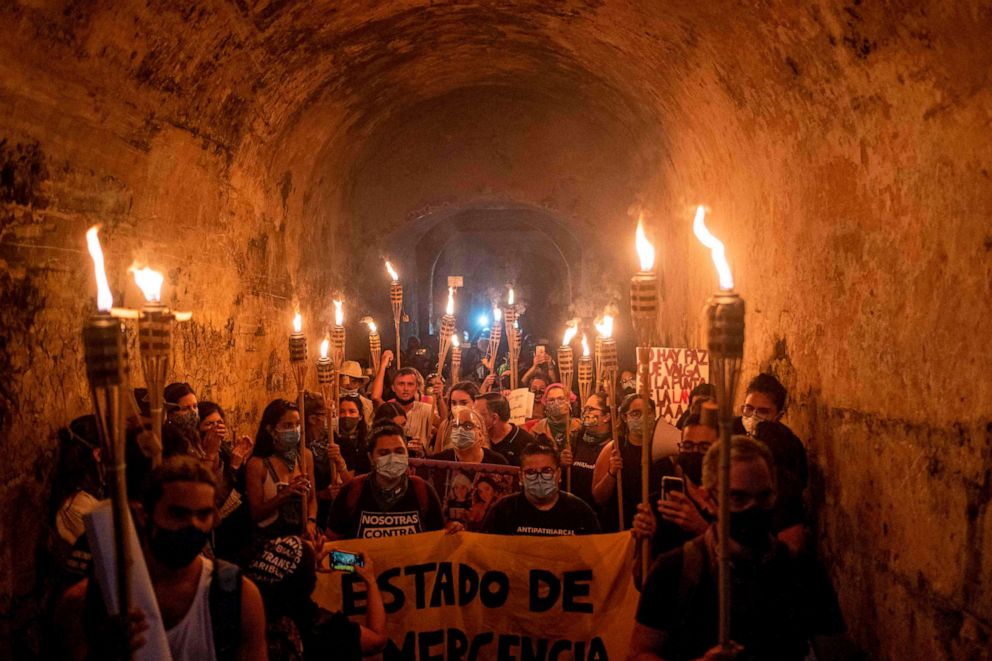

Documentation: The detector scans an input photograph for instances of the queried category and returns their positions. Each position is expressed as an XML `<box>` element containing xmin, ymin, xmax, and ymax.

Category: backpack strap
<box><xmin>210</xmin><ymin>559</ymin><xmax>243</xmax><ymax>661</ymax></box>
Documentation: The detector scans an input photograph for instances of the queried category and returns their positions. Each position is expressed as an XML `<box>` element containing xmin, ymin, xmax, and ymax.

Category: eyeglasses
<box><xmin>742</xmin><ymin>404</ymin><xmax>775</xmax><ymax>418</ymax></box>
<box><xmin>522</xmin><ymin>467</ymin><xmax>556</xmax><ymax>478</ymax></box>
<box><xmin>581</xmin><ymin>406</ymin><xmax>605</xmax><ymax>415</ymax></box>
<box><xmin>626</xmin><ymin>410</ymin><xmax>645</xmax><ymax>420</ymax></box>
<box><xmin>452</xmin><ymin>421</ymin><xmax>477</xmax><ymax>431</ymax></box>
<box><xmin>531</xmin><ymin>389</ymin><xmax>546</xmax><ymax>397</ymax></box>
<box><xmin>545</xmin><ymin>396</ymin><xmax>567</xmax><ymax>404</ymax></box>
<box><xmin>678</xmin><ymin>441</ymin><xmax>712</xmax><ymax>453</ymax></box>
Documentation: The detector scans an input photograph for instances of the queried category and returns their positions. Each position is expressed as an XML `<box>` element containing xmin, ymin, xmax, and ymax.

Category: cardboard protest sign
<box><xmin>409</xmin><ymin>458</ymin><xmax>521</xmax><ymax>531</ymax></box>
<box><xmin>315</xmin><ymin>531</ymin><xmax>638</xmax><ymax>660</ymax></box>
<box><xmin>638</xmin><ymin>347</ymin><xmax>709</xmax><ymax>424</ymax></box>
<box><xmin>507</xmin><ymin>388</ymin><xmax>535</xmax><ymax>424</ymax></box>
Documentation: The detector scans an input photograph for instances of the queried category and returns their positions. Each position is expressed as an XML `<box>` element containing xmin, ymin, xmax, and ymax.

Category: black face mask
<box><xmin>677</xmin><ymin>453</ymin><xmax>704</xmax><ymax>484</ymax></box>
<box><xmin>340</xmin><ymin>417</ymin><xmax>359</xmax><ymax>435</ymax></box>
<box><xmin>394</xmin><ymin>395</ymin><xmax>415</xmax><ymax>406</ymax></box>
<box><xmin>729</xmin><ymin>506</ymin><xmax>774</xmax><ymax>550</ymax></box>
<box><xmin>148</xmin><ymin>524</ymin><xmax>210</xmax><ymax>569</ymax></box>
<box><xmin>581</xmin><ymin>429</ymin><xmax>610</xmax><ymax>445</ymax></box>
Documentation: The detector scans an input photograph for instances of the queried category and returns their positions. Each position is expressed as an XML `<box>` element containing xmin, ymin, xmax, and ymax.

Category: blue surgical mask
<box><xmin>450</xmin><ymin>427</ymin><xmax>477</xmax><ymax>450</ymax></box>
<box><xmin>524</xmin><ymin>472</ymin><xmax>558</xmax><ymax>501</ymax></box>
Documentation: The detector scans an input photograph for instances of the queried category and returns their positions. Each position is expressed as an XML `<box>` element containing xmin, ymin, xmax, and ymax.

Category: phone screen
<box><xmin>661</xmin><ymin>476</ymin><xmax>684</xmax><ymax>501</ymax></box>
<box><xmin>330</xmin><ymin>550</ymin><xmax>365</xmax><ymax>572</ymax></box>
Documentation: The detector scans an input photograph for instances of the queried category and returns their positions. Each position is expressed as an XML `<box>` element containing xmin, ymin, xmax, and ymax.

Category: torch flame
<box><xmin>129</xmin><ymin>265</ymin><xmax>164</xmax><ymax>303</ymax></box>
<box><xmin>692</xmin><ymin>205</ymin><xmax>734</xmax><ymax>290</ymax></box>
<box><xmin>451</xmin><ymin>333</ymin><xmax>460</xmax><ymax>347</ymax></box>
<box><xmin>507</xmin><ymin>287</ymin><xmax>515</xmax><ymax>306</ymax></box>
<box><xmin>562</xmin><ymin>322</ymin><xmax>578</xmax><ymax>346</ymax></box>
<box><xmin>595</xmin><ymin>314</ymin><xmax>614</xmax><ymax>339</ymax></box>
<box><xmin>85</xmin><ymin>227</ymin><xmax>114</xmax><ymax>312</ymax></box>
<box><xmin>367</xmin><ymin>319</ymin><xmax>378</xmax><ymax>334</ymax></box>
<box><xmin>334</xmin><ymin>299</ymin><xmax>344</xmax><ymax>326</ymax></box>
<box><xmin>635</xmin><ymin>215</ymin><xmax>656</xmax><ymax>272</ymax></box>
<box><xmin>581</xmin><ymin>334</ymin><xmax>590</xmax><ymax>357</ymax></box>
<box><xmin>293</xmin><ymin>312</ymin><xmax>302</xmax><ymax>333</ymax></box>
<box><xmin>320</xmin><ymin>337</ymin><xmax>329</xmax><ymax>359</ymax></box>
<box><xmin>446</xmin><ymin>287</ymin><xmax>455</xmax><ymax>315</ymax></box>
<box><xmin>385</xmin><ymin>261</ymin><xmax>399</xmax><ymax>281</ymax></box>
<box><xmin>493</xmin><ymin>306</ymin><xmax>502</xmax><ymax>322</ymax></box>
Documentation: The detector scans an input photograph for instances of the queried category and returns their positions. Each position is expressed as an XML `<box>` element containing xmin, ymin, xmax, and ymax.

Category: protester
<box><xmin>650</xmin><ymin>410</ymin><xmax>717</xmax><ymax>558</ymax></box>
<box><xmin>591</xmin><ymin>393</ymin><xmax>677</xmax><ymax>531</ymax></box>
<box><xmin>370</xmin><ymin>351</ymin><xmax>437</xmax><ymax>455</ymax></box>
<box><xmin>56</xmin><ymin>457</ymin><xmax>267</xmax><ymax>660</ymax></box>
<box><xmin>674</xmin><ymin>382</ymin><xmax>717</xmax><ymax>430</ymax></box>
<box><xmin>523</xmin><ymin>370</ymin><xmax>550</xmax><ymax>420</ymax></box>
<box><xmin>474</xmin><ymin>392</ymin><xmax>543</xmax><ymax>465</ymax></box>
<box><xmin>629</xmin><ymin>436</ymin><xmax>849</xmax><ymax>661</ymax></box>
<box><xmin>245</xmin><ymin>535</ymin><xmax>387</xmax><ymax>659</ymax></box>
<box><xmin>430</xmin><ymin>380</ymin><xmax>481</xmax><ymax>453</ymax></box>
<box><xmin>567</xmin><ymin>392</ymin><xmax>612</xmax><ymax>513</ymax></box>
<box><xmin>737</xmin><ymin>373</ymin><xmax>809</xmax><ymax>552</ymax></box>
<box><xmin>482</xmin><ymin>443</ymin><xmax>600</xmax><ymax>536</ymax></box>
<box><xmin>197</xmin><ymin>401</ymin><xmax>254</xmax><ymax>562</ymax></box>
<box><xmin>325</xmin><ymin>422</ymin><xmax>448</xmax><ymax>539</ymax></box>
<box><xmin>163</xmin><ymin>382</ymin><xmax>203</xmax><ymax>458</ymax></box>
<box><xmin>431</xmin><ymin>407</ymin><xmax>508</xmax><ymax>465</ymax></box>
<box><xmin>48</xmin><ymin>415</ymin><xmax>103</xmax><ymax>583</ymax></box>
<box><xmin>525</xmin><ymin>383</ymin><xmax>580</xmax><ymax>452</ymax></box>
<box><xmin>619</xmin><ymin>369</ymin><xmax>637</xmax><ymax>398</ymax></box>
<box><xmin>246</xmin><ymin>399</ymin><xmax>319</xmax><ymax>540</ymax></box>
<box><xmin>336</xmin><ymin>395</ymin><xmax>372</xmax><ymax>477</ymax></box>
<box><xmin>338</xmin><ymin>360</ymin><xmax>375</xmax><ymax>426</ymax></box>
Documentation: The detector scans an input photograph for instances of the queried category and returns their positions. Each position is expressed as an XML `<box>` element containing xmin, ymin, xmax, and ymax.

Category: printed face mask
<box><xmin>742</xmin><ymin>414</ymin><xmax>768</xmax><ymax>436</ymax></box>
<box><xmin>171</xmin><ymin>410</ymin><xmax>199</xmax><ymax>437</ymax></box>
<box><xmin>450</xmin><ymin>427</ymin><xmax>477</xmax><ymax>450</ymax></box>
<box><xmin>627</xmin><ymin>413</ymin><xmax>654</xmax><ymax>438</ymax></box>
<box><xmin>523</xmin><ymin>472</ymin><xmax>558</xmax><ymax>501</ymax></box>
<box><xmin>275</xmin><ymin>429</ymin><xmax>301</xmax><ymax>463</ymax></box>
<box><xmin>375</xmin><ymin>452</ymin><xmax>409</xmax><ymax>481</ymax></box>
<box><xmin>545</xmin><ymin>400</ymin><xmax>568</xmax><ymax>418</ymax></box>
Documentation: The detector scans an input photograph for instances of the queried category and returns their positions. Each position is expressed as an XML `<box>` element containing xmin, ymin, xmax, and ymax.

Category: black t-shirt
<box><xmin>482</xmin><ymin>492</ymin><xmax>601</xmax><ymax>536</ymax></box>
<box><xmin>568</xmin><ymin>431</ymin><xmax>609</xmax><ymax>513</ymax></box>
<box><xmin>636</xmin><ymin>535</ymin><xmax>845</xmax><ymax>660</ymax></box>
<box><xmin>302</xmin><ymin>604</ymin><xmax>362</xmax><ymax>660</ymax></box>
<box><xmin>600</xmin><ymin>437</ymin><xmax>677</xmax><ymax>532</ymax></box>
<box><xmin>490</xmin><ymin>424</ymin><xmax>544</xmax><ymax>466</ymax></box>
<box><xmin>337</xmin><ymin>434</ymin><xmax>372</xmax><ymax>476</ymax></box>
<box><xmin>325</xmin><ymin>475</ymin><xmax>445</xmax><ymax>539</ymax></box>
<box><xmin>431</xmin><ymin>448</ymin><xmax>509</xmax><ymax>465</ymax></box>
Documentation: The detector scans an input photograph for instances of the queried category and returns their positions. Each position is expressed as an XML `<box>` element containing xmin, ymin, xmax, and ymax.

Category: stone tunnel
<box><xmin>0</xmin><ymin>1</ymin><xmax>989</xmax><ymax>658</ymax></box>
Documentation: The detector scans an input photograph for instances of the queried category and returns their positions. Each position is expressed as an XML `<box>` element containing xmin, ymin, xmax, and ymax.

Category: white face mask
<box><xmin>450</xmin><ymin>404</ymin><xmax>468</xmax><ymax>418</ymax></box>
<box><xmin>741</xmin><ymin>414</ymin><xmax>768</xmax><ymax>436</ymax></box>
<box><xmin>375</xmin><ymin>453</ymin><xmax>409</xmax><ymax>481</ymax></box>
<box><xmin>450</xmin><ymin>427</ymin><xmax>477</xmax><ymax>450</ymax></box>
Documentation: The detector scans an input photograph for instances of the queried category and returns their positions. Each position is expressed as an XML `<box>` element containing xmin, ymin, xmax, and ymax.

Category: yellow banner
<box><xmin>314</xmin><ymin>531</ymin><xmax>638</xmax><ymax>660</ymax></box>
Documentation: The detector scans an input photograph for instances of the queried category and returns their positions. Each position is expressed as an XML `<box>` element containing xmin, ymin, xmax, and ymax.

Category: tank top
<box><xmin>258</xmin><ymin>457</ymin><xmax>304</xmax><ymax>536</ymax></box>
<box><xmin>166</xmin><ymin>557</ymin><xmax>216</xmax><ymax>661</ymax></box>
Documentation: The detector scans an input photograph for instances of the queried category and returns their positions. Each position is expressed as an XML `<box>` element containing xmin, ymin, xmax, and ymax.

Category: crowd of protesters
<box><xmin>43</xmin><ymin>328</ymin><xmax>856</xmax><ymax>660</ymax></box>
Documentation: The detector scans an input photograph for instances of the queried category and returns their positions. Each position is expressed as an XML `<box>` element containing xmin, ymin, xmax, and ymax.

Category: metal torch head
<box><xmin>630</xmin><ymin>274</ymin><xmax>659</xmax><ymax>347</ymax></box>
<box><xmin>705</xmin><ymin>292</ymin><xmax>745</xmax><ymax>359</ymax></box>
<box><xmin>83</xmin><ymin>315</ymin><xmax>128</xmax><ymax>387</ymax></box>
<box><xmin>289</xmin><ymin>334</ymin><xmax>308</xmax><ymax>363</ymax></box>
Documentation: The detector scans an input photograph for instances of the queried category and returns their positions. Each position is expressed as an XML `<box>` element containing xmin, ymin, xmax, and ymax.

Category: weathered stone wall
<box><xmin>1</xmin><ymin>1</ymin><xmax>989</xmax><ymax>658</ymax></box>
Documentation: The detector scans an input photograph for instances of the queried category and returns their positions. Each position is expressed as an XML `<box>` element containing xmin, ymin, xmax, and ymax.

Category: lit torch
<box><xmin>83</xmin><ymin>227</ymin><xmax>132</xmax><ymax>649</ymax></box>
<box><xmin>450</xmin><ymin>333</ymin><xmax>461</xmax><ymax>383</ymax></box>
<box><xmin>386</xmin><ymin>260</ymin><xmax>403</xmax><ymax>368</ymax></box>
<box><xmin>437</xmin><ymin>287</ymin><xmax>456</xmax><ymax>378</ymax></box>
<box><xmin>597</xmin><ymin>314</ymin><xmax>624</xmax><ymax>529</ymax></box>
<box><xmin>559</xmin><ymin>322</ymin><xmax>578</xmax><ymax>491</ymax></box>
<box><xmin>485</xmin><ymin>306</ymin><xmax>503</xmax><ymax>374</ymax></box>
<box><xmin>316</xmin><ymin>335</ymin><xmax>336</xmax><ymax>486</ymax></box>
<box><xmin>630</xmin><ymin>214</ymin><xmax>659</xmax><ymax>580</ymax></box>
<box><xmin>288</xmin><ymin>311</ymin><xmax>309</xmax><ymax>527</ymax></box>
<box><xmin>577</xmin><ymin>334</ymin><xmax>593</xmax><ymax>405</ymax></box>
<box><xmin>694</xmin><ymin>205</ymin><xmax>744</xmax><ymax>649</ymax></box>
<box><xmin>503</xmin><ymin>288</ymin><xmax>521</xmax><ymax>389</ymax></box>
<box><xmin>365</xmin><ymin>318</ymin><xmax>381</xmax><ymax>375</ymax></box>
<box><xmin>131</xmin><ymin>265</ymin><xmax>190</xmax><ymax>468</ymax></box>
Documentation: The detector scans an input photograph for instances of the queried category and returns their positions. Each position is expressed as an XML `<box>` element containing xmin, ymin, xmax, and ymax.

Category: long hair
<box><xmin>49</xmin><ymin>415</ymin><xmax>102</xmax><ymax>522</ymax></box>
<box><xmin>373</xmin><ymin>401</ymin><xmax>407</xmax><ymax>425</ymax></box>
<box><xmin>254</xmin><ymin>399</ymin><xmax>299</xmax><ymax>458</ymax></box>
<box><xmin>618</xmin><ymin>392</ymin><xmax>657</xmax><ymax>440</ymax></box>
<box><xmin>338</xmin><ymin>394</ymin><xmax>369</xmax><ymax>443</ymax></box>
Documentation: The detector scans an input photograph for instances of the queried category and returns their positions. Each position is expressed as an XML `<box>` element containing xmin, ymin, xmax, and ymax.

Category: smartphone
<box><xmin>536</xmin><ymin>345</ymin><xmax>546</xmax><ymax>358</ymax></box>
<box><xmin>661</xmin><ymin>476</ymin><xmax>684</xmax><ymax>501</ymax></box>
<box><xmin>330</xmin><ymin>550</ymin><xmax>365</xmax><ymax>572</ymax></box>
